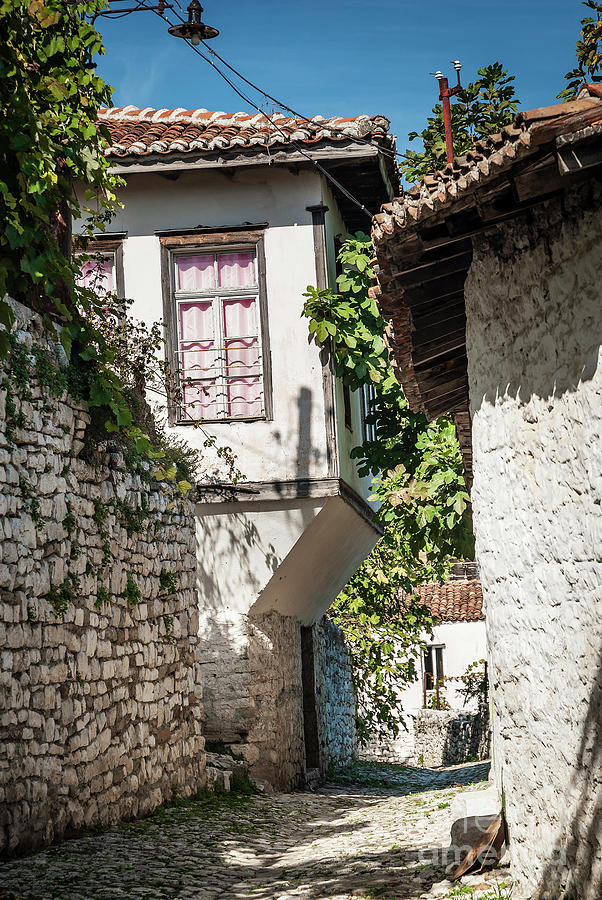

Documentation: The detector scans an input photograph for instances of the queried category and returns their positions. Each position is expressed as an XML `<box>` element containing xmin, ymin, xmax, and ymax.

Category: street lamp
<box><xmin>168</xmin><ymin>0</ymin><xmax>219</xmax><ymax>44</ymax></box>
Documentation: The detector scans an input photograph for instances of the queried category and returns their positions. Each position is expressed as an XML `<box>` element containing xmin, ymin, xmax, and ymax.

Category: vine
<box><xmin>303</xmin><ymin>234</ymin><xmax>473</xmax><ymax>741</ymax></box>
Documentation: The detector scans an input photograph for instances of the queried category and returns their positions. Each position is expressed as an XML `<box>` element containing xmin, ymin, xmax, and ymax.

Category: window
<box><xmin>361</xmin><ymin>382</ymin><xmax>378</xmax><ymax>443</ymax></box>
<box><xmin>171</xmin><ymin>247</ymin><xmax>267</xmax><ymax>422</ymax></box>
<box><xmin>75</xmin><ymin>235</ymin><xmax>125</xmax><ymax>298</ymax></box>
<box><xmin>77</xmin><ymin>254</ymin><xmax>116</xmax><ymax>295</ymax></box>
<box><xmin>424</xmin><ymin>644</ymin><xmax>445</xmax><ymax>690</ymax></box>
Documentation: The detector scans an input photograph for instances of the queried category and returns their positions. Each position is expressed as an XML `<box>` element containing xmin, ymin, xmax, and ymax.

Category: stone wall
<box><xmin>0</xmin><ymin>303</ymin><xmax>205</xmax><ymax>855</ymax></box>
<box><xmin>359</xmin><ymin>727</ymin><xmax>415</xmax><ymax>766</ymax></box>
<box><xmin>313</xmin><ymin>616</ymin><xmax>357</xmax><ymax>767</ymax></box>
<box><xmin>465</xmin><ymin>181</ymin><xmax>602</xmax><ymax>899</ymax></box>
<box><xmin>413</xmin><ymin>708</ymin><xmax>490</xmax><ymax>768</ymax></box>
<box><xmin>199</xmin><ymin>609</ymin><xmax>306</xmax><ymax>792</ymax></box>
<box><xmin>200</xmin><ymin>612</ymin><xmax>357</xmax><ymax>788</ymax></box>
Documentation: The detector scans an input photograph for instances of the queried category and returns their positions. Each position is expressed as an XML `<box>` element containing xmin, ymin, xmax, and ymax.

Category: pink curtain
<box><xmin>218</xmin><ymin>252</ymin><xmax>255</xmax><ymax>288</ymax></box>
<box><xmin>78</xmin><ymin>257</ymin><xmax>114</xmax><ymax>294</ymax></box>
<box><xmin>176</xmin><ymin>255</ymin><xmax>215</xmax><ymax>292</ymax></box>
<box><xmin>223</xmin><ymin>297</ymin><xmax>262</xmax><ymax>417</ymax></box>
<box><xmin>179</xmin><ymin>300</ymin><xmax>218</xmax><ymax>419</ymax></box>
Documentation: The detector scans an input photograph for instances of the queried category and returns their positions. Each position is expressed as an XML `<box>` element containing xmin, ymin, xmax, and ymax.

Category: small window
<box><xmin>172</xmin><ymin>248</ymin><xmax>266</xmax><ymax>422</ymax></box>
<box><xmin>361</xmin><ymin>382</ymin><xmax>378</xmax><ymax>443</ymax></box>
<box><xmin>75</xmin><ymin>236</ymin><xmax>124</xmax><ymax>298</ymax></box>
<box><xmin>424</xmin><ymin>644</ymin><xmax>445</xmax><ymax>690</ymax></box>
<box><xmin>343</xmin><ymin>383</ymin><xmax>352</xmax><ymax>430</ymax></box>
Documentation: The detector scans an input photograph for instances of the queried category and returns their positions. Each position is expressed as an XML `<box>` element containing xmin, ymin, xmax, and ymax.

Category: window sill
<box><xmin>175</xmin><ymin>415</ymin><xmax>268</xmax><ymax>426</ymax></box>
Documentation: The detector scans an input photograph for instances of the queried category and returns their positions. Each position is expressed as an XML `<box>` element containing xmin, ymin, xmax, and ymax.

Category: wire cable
<box><xmin>158</xmin><ymin>0</ymin><xmax>405</xmax><ymax>163</ymax></box>
<box><xmin>139</xmin><ymin>2</ymin><xmax>376</xmax><ymax>218</ymax></box>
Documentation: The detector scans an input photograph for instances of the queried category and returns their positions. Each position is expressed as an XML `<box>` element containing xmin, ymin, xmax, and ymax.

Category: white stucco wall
<box><xmin>81</xmin><ymin>165</ymin><xmax>333</xmax><ymax>483</ymax></box>
<box><xmin>359</xmin><ymin>619</ymin><xmax>487</xmax><ymax>764</ymax></box>
<box><xmin>466</xmin><ymin>182</ymin><xmax>602</xmax><ymax>900</ymax></box>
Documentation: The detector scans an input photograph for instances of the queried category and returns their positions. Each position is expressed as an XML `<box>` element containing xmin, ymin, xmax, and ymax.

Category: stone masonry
<box><xmin>312</xmin><ymin>616</ymin><xmax>357</xmax><ymax>768</ymax></box>
<box><xmin>0</xmin><ymin>302</ymin><xmax>205</xmax><ymax>855</ymax></box>
<box><xmin>413</xmin><ymin>708</ymin><xmax>490</xmax><ymax>768</ymax></box>
<box><xmin>466</xmin><ymin>181</ymin><xmax>602</xmax><ymax>899</ymax></box>
<box><xmin>200</xmin><ymin>611</ymin><xmax>357</xmax><ymax>790</ymax></box>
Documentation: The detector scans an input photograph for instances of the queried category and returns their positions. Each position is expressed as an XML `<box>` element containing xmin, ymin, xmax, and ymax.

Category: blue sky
<box><xmin>96</xmin><ymin>0</ymin><xmax>579</xmax><ymax>152</ymax></box>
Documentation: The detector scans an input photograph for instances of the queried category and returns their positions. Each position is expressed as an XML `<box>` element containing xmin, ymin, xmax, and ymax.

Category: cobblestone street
<box><xmin>0</xmin><ymin>762</ymin><xmax>510</xmax><ymax>900</ymax></box>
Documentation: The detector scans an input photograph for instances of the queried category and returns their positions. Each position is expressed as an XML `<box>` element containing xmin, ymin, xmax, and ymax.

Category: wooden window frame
<box><xmin>160</xmin><ymin>229</ymin><xmax>273</xmax><ymax>426</ymax></box>
<box><xmin>79</xmin><ymin>236</ymin><xmax>125</xmax><ymax>298</ymax></box>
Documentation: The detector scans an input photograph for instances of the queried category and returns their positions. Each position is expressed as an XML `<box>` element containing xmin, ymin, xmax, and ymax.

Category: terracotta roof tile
<box><xmin>99</xmin><ymin>105</ymin><xmax>393</xmax><ymax>159</ymax></box>
<box><xmin>372</xmin><ymin>86</ymin><xmax>602</xmax><ymax>242</ymax></box>
<box><xmin>414</xmin><ymin>579</ymin><xmax>484</xmax><ymax>623</ymax></box>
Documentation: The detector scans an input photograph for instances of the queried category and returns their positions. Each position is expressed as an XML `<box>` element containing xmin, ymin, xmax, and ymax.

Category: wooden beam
<box><xmin>109</xmin><ymin>142</ymin><xmax>380</xmax><ymax>175</ymax></box>
<box><xmin>413</xmin><ymin>329</ymin><xmax>466</xmax><ymax>367</ymax></box>
<box><xmin>403</xmin><ymin>271</ymin><xmax>467</xmax><ymax>306</ymax></box>
<box><xmin>381</xmin><ymin>249</ymin><xmax>472</xmax><ymax>289</ymax></box>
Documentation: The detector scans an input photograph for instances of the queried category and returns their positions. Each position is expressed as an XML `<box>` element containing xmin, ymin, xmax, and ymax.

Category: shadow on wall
<box><xmin>468</xmin><ymin>183</ymin><xmax>602</xmax><ymax>411</ymax></box>
<box><xmin>441</xmin><ymin>706</ymin><xmax>490</xmax><ymax>766</ymax></box>
<box><xmin>533</xmin><ymin>640</ymin><xmax>602</xmax><ymax>900</ymax></box>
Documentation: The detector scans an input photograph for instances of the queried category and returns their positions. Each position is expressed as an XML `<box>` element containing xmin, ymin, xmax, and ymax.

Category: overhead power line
<box><xmin>119</xmin><ymin>1</ymin><xmax>384</xmax><ymax>218</ymax></box>
<box><xmin>159</xmin><ymin>0</ymin><xmax>405</xmax><ymax>164</ymax></box>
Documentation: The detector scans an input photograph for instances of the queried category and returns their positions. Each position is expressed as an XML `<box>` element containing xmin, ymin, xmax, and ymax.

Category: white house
<box><xmin>360</xmin><ymin>564</ymin><xmax>487</xmax><ymax>764</ymax></box>
<box><xmin>78</xmin><ymin>105</ymin><xmax>397</xmax><ymax>789</ymax></box>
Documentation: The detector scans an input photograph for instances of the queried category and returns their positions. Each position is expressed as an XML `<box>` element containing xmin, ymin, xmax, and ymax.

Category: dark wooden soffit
<box><xmin>372</xmin><ymin>124</ymin><xmax>602</xmax><ymax>486</ymax></box>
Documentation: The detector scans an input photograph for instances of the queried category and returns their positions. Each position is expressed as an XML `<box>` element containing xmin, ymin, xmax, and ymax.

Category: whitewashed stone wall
<box><xmin>359</xmin><ymin>728</ymin><xmax>415</xmax><ymax>765</ymax></box>
<box><xmin>0</xmin><ymin>303</ymin><xmax>205</xmax><ymax>855</ymax></box>
<box><xmin>313</xmin><ymin>616</ymin><xmax>357</xmax><ymax>766</ymax></box>
<box><xmin>199</xmin><ymin>610</ymin><xmax>305</xmax><ymax>791</ymax></box>
<box><xmin>200</xmin><ymin>613</ymin><xmax>357</xmax><ymax>788</ymax></box>
<box><xmin>466</xmin><ymin>181</ymin><xmax>602</xmax><ymax>900</ymax></box>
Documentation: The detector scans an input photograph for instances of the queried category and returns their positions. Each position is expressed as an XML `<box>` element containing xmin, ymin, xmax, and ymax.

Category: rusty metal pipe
<box><xmin>435</xmin><ymin>64</ymin><xmax>463</xmax><ymax>166</ymax></box>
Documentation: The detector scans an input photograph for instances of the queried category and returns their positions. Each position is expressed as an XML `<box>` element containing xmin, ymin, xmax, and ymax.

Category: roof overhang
<box><xmin>108</xmin><ymin>140</ymin><xmax>397</xmax><ymax>232</ymax></box>
<box><xmin>371</xmin><ymin>91</ymin><xmax>602</xmax><ymax>485</ymax></box>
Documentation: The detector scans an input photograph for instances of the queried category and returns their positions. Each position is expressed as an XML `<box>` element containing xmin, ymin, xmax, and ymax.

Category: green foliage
<box><xmin>18</xmin><ymin>475</ymin><xmax>44</xmax><ymax>526</ymax></box>
<box><xmin>0</xmin><ymin>0</ymin><xmax>120</xmax><ymax>344</ymax></box>
<box><xmin>303</xmin><ymin>235</ymin><xmax>473</xmax><ymax>741</ymax></box>
<box><xmin>303</xmin><ymin>233</ymin><xmax>386</xmax><ymax>390</ymax></box>
<box><xmin>159</xmin><ymin>569</ymin><xmax>179</xmax><ymax>594</ymax></box>
<box><xmin>401</xmin><ymin>62</ymin><xmax>519</xmax><ymax>182</ymax></box>
<box><xmin>457</xmin><ymin>658</ymin><xmax>489</xmax><ymax>708</ymax></box>
<box><xmin>113</xmin><ymin>496</ymin><xmax>151</xmax><ymax>536</ymax></box>
<box><xmin>558</xmin><ymin>0</ymin><xmax>602</xmax><ymax>100</ymax></box>
<box><xmin>94</xmin><ymin>584</ymin><xmax>110</xmax><ymax>610</ymax></box>
<box><xmin>63</xmin><ymin>499</ymin><xmax>76</xmax><ymax>536</ymax></box>
<box><xmin>46</xmin><ymin>572</ymin><xmax>80</xmax><ymax>618</ymax></box>
<box><xmin>123</xmin><ymin>573</ymin><xmax>141</xmax><ymax>606</ymax></box>
<box><xmin>162</xmin><ymin>613</ymin><xmax>175</xmax><ymax>640</ymax></box>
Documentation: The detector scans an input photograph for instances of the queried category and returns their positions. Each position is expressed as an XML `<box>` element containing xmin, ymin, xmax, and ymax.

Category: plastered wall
<box><xmin>466</xmin><ymin>182</ymin><xmax>602</xmax><ymax>900</ymax></box>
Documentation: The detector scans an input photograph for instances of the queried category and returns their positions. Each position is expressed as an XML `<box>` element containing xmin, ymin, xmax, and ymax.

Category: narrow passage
<box><xmin>0</xmin><ymin>762</ymin><xmax>509</xmax><ymax>900</ymax></box>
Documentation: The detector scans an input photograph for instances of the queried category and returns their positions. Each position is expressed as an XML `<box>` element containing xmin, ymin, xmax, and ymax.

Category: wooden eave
<box><xmin>373</xmin><ymin>127</ymin><xmax>602</xmax><ymax>485</ymax></box>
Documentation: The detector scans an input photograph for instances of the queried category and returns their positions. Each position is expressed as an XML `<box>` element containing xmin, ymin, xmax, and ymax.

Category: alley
<box><xmin>0</xmin><ymin>763</ymin><xmax>510</xmax><ymax>900</ymax></box>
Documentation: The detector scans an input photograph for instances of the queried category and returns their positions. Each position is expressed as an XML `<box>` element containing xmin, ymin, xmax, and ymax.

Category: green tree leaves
<box><xmin>557</xmin><ymin>0</ymin><xmax>602</xmax><ymax>100</ymax></box>
<box><xmin>401</xmin><ymin>62</ymin><xmax>519</xmax><ymax>183</ymax></box>
<box><xmin>302</xmin><ymin>235</ymin><xmax>473</xmax><ymax>741</ymax></box>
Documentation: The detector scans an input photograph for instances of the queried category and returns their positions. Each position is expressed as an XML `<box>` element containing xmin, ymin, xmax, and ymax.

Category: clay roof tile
<box><xmin>99</xmin><ymin>106</ymin><xmax>393</xmax><ymax>160</ymax></box>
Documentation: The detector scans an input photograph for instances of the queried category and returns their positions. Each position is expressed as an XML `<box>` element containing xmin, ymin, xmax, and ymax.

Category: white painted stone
<box><xmin>465</xmin><ymin>183</ymin><xmax>602</xmax><ymax>900</ymax></box>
